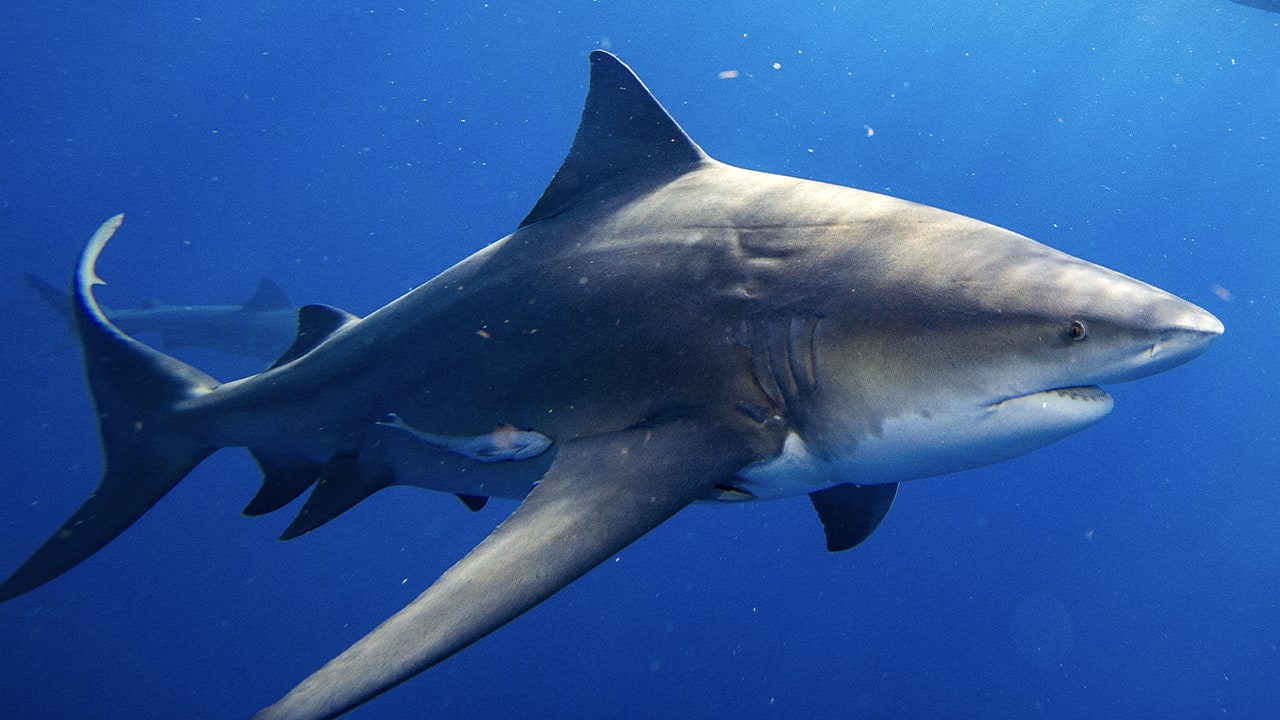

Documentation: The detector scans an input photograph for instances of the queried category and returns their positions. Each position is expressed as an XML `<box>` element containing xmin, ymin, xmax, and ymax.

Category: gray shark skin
<box><xmin>24</xmin><ymin>272</ymin><xmax>303</xmax><ymax>362</ymax></box>
<box><xmin>0</xmin><ymin>51</ymin><xmax>1222</xmax><ymax>719</ymax></box>
<box><xmin>1230</xmin><ymin>0</ymin><xmax>1280</xmax><ymax>13</ymax></box>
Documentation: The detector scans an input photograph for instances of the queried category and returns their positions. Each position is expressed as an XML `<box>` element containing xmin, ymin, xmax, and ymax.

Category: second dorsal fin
<box><xmin>268</xmin><ymin>304</ymin><xmax>359</xmax><ymax>370</ymax></box>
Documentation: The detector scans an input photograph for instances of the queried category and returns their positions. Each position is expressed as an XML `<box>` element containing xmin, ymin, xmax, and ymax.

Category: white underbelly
<box><xmin>735</xmin><ymin>388</ymin><xmax>1113</xmax><ymax>499</ymax></box>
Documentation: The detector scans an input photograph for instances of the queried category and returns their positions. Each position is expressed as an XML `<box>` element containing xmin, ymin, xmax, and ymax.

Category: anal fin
<box><xmin>280</xmin><ymin>454</ymin><xmax>390</xmax><ymax>540</ymax></box>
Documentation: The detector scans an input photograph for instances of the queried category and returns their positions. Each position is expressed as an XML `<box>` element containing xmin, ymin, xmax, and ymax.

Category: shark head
<box><xmin>732</xmin><ymin>179</ymin><xmax>1223</xmax><ymax>495</ymax></box>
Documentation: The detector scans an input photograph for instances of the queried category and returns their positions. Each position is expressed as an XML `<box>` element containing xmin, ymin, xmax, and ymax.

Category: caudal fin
<box><xmin>23</xmin><ymin>272</ymin><xmax>74</xmax><ymax>321</ymax></box>
<box><xmin>0</xmin><ymin>216</ymin><xmax>219</xmax><ymax>602</ymax></box>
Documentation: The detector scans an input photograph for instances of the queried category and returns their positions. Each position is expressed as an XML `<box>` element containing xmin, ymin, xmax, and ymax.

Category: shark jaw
<box><xmin>736</xmin><ymin>384</ymin><xmax>1116</xmax><ymax>499</ymax></box>
<box><xmin>988</xmin><ymin>384</ymin><xmax>1113</xmax><ymax>412</ymax></box>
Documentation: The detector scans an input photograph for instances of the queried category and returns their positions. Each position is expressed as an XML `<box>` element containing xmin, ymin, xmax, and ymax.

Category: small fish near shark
<box><xmin>1</xmin><ymin>51</ymin><xmax>1222</xmax><ymax>719</ymax></box>
<box><xmin>24</xmin><ymin>272</ymin><xmax>304</xmax><ymax>363</ymax></box>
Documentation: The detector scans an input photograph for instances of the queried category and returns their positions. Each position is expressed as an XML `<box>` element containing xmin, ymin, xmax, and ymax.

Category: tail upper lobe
<box><xmin>0</xmin><ymin>216</ymin><xmax>219</xmax><ymax>601</ymax></box>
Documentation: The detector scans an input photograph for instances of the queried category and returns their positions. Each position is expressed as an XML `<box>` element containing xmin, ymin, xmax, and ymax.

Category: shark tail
<box><xmin>0</xmin><ymin>215</ymin><xmax>219</xmax><ymax>602</ymax></box>
<box><xmin>23</xmin><ymin>272</ymin><xmax>74</xmax><ymax>321</ymax></box>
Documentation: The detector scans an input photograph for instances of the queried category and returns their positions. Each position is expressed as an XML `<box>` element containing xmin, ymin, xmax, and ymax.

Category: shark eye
<box><xmin>1067</xmin><ymin>320</ymin><xmax>1088</xmax><ymax>342</ymax></box>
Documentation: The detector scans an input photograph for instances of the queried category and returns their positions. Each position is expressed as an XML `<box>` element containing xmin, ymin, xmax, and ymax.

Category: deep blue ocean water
<box><xmin>0</xmin><ymin>2</ymin><xmax>1275</xmax><ymax>718</ymax></box>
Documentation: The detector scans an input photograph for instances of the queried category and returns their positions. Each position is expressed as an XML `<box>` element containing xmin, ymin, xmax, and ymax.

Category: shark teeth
<box><xmin>988</xmin><ymin>385</ymin><xmax>1110</xmax><ymax>409</ymax></box>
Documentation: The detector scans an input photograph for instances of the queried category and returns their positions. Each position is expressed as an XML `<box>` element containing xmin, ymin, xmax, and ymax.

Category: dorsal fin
<box><xmin>519</xmin><ymin>50</ymin><xmax>708</xmax><ymax>228</ymax></box>
<box><xmin>242</xmin><ymin>278</ymin><xmax>291</xmax><ymax>311</ymax></box>
<box><xmin>268</xmin><ymin>304</ymin><xmax>359</xmax><ymax>370</ymax></box>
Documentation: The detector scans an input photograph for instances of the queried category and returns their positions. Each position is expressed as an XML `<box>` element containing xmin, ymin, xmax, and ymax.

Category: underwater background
<box><xmin>0</xmin><ymin>1</ymin><xmax>1275</xmax><ymax>718</ymax></box>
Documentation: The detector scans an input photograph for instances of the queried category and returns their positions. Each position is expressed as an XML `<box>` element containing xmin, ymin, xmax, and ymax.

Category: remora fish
<box><xmin>0</xmin><ymin>52</ymin><xmax>1222</xmax><ymax>719</ymax></box>
<box><xmin>25</xmin><ymin>272</ymin><xmax>302</xmax><ymax>362</ymax></box>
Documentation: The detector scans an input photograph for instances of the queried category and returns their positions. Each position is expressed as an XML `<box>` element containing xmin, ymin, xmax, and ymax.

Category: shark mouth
<box><xmin>987</xmin><ymin>385</ymin><xmax>1112</xmax><ymax>410</ymax></box>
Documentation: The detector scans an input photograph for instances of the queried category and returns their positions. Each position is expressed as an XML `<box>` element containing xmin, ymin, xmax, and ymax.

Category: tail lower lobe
<box><xmin>0</xmin><ymin>216</ymin><xmax>220</xmax><ymax>601</ymax></box>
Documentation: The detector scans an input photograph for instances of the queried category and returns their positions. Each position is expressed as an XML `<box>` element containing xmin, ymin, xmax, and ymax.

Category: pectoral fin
<box><xmin>253</xmin><ymin>417</ymin><xmax>776</xmax><ymax>720</ymax></box>
<box><xmin>808</xmin><ymin>482</ymin><xmax>898</xmax><ymax>552</ymax></box>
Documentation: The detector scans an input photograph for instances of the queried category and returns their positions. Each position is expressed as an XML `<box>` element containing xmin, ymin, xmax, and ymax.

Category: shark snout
<box><xmin>1177</xmin><ymin>304</ymin><xmax>1225</xmax><ymax>340</ymax></box>
<box><xmin>1123</xmin><ymin>300</ymin><xmax>1223</xmax><ymax>382</ymax></box>
<box><xmin>1153</xmin><ymin>302</ymin><xmax>1223</xmax><ymax>358</ymax></box>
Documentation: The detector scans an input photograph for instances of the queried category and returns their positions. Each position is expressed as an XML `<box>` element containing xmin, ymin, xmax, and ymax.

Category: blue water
<box><xmin>1</xmin><ymin>2</ymin><xmax>1275</xmax><ymax>718</ymax></box>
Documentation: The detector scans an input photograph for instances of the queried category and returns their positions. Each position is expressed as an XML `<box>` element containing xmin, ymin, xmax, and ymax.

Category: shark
<box><xmin>25</xmin><ymin>272</ymin><xmax>303</xmax><ymax>363</ymax></box>
<box><xmin>0</xmin><ymin>51</ymin><xmax>1222</xmax><ymax>719</ymax></box>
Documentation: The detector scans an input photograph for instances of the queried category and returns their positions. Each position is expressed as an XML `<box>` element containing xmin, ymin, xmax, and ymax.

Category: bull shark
<box><xmin>0</xmin><ymin>51</ymin><xmax>1222</xmax><ymax>719</ymax></box>
<box><xmin>24</xmin><ymin>272</ymin><xmax>302</xmax><ymax>362</ymax></box>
